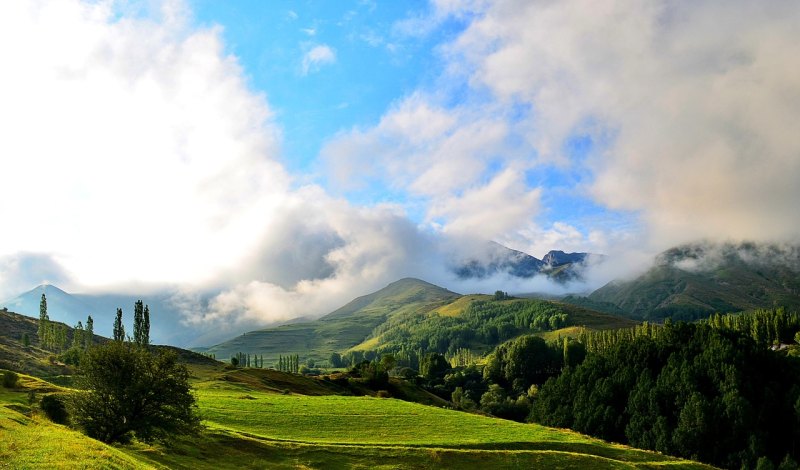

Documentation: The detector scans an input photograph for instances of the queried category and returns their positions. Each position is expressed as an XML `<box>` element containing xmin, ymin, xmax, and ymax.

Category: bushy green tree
<box><xmin>71</xmin><ymin>341</ymin><xmax>200</xmax><ymax>443</ymax></box>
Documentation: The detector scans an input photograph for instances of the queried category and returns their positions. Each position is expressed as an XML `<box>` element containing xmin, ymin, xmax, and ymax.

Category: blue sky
<box><xmin>0</xmin><ymin>0</ymin><xmax>797</xmax><ymax>327</ymax></box>
<box><xmin>186</xmin><ymin>0</ymin><xmax>629</xmax><ymax>244</ymax></box>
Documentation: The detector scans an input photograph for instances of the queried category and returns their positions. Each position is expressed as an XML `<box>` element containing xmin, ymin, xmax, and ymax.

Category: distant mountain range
<box><xmin>452</xmin><ymin>241</ymin><xmax>597</xmax><ymax>282</ymax></box>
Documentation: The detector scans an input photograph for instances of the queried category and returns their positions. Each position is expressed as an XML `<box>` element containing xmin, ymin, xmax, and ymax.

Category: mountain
<box><xmin>201</xmin><ymin>278</ymin><xmax>461</xmax><ymax>364</ymax></box>
<box><xmin>585</xmin><ymin>241</ymin><xmax>800</xmax><ymax>320</ymax></box>
<box><xmin>542</xmin><ymin>250</ymin><xmax>590</xmax><ymax>267</ymax></box>
<box><xmin>452</xmin><ymin>242</ymin><xmax>596</xmax><ymax>282</ymax></box>
<box><xmin>1</xmin><ymin>285</ymin><xmax>202</xmax><ymax>346</ymax></box>
<box><xmin>202</xmin><ymin>277</ymin><xmax>634</xmax><ymax>364</ymax></box>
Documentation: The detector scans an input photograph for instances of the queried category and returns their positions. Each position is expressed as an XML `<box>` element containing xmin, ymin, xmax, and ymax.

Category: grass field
<box><xmin>1</xmin><ymin>369</ymin><xmax>712</xmax><ymax>469</ymax></box>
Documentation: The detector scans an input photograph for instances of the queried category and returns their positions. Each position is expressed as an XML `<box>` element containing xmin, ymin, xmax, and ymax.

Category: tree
<box><xmin>133</xmin><ymin>300</ymin><xmax>144</xmax><ymax>346</ymax></box>
<box><xmin>113</xmin><ymin>308</ymin><xmax>125</xmax><ymax>342</ymax></box>
<box><xmin>71</xmin><ymin>341</ymin><xmax>200</xmax><ymax>443</ymax></box>
<box><xmin>72</xmin><ymin>321</ymin><xmax>84</xmax><ymax>349</ymax></box>
<box><xmin>329</xmin><ymin>352</ymin><xmax>343</xmax><ymax>368</ymax></box>
<box><xmin>22</xmin><ymin>333</ymin><xmax>30</xmax><ymax>347</ymax></box>
<box><xmin>38</xmin><ymin>293</ymin><xmax>49</xmax><ymax>347</ymax></box>
<box><xmin>143</xmin><ymin>305</ymin><xmax>150</xmax><ymax>346</ymax></box>
<box><xmin>420</xmin><ymin>353</ymin><xmax>450</xmax><ymax>381</ymax></box>
<box><xmin>85</xmin><ymin>315</ymin><xmax>94</xmax><ymax>349</ymax></box>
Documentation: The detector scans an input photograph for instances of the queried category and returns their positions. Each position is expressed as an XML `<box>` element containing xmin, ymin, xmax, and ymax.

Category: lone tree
<box><xmin>71</xmin><ymin>341</ymin><xmax>200</xmax><ymax>444</ymax></box>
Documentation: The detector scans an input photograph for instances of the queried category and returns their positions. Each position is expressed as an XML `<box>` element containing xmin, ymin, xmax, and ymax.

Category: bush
<box><xmin>71</xmin><ymin>342</ymin><xmax>200</xmax><ymax>443</ymax></box>
<box><xmin>40</xmin><ymin>394</ymin><xmax>69</xmax><ymax>424</ymax></box>
<box><xmin>2</xmin><ymin>370</ymin><xmax>18</xmax><ymax>388</ymax></box>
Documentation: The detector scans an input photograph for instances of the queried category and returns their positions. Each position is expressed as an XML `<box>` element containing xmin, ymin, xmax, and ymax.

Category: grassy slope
<box><xmin>202</xmin><ymin>278</ymin><xmax>460</xmax><ymax>364</ymax></box>
<box><xmin>1</xmin><ymin>362</ymin><xmax>711</xmax><ymax>469</ymax></box>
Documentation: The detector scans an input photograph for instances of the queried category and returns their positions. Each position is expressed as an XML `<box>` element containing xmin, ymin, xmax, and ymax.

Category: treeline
<box><xmin>34</xmin><ymin>294</ymin><xmax>152</xmax><ymax>367</ymax></box>
<box><xmin>35</xmin><ymin>294</ymin><xmax>95</xmax><ymax>353</ymax></box>
<box><xmin>362</xmin><ymin>298</ymin><xmax>570</xmax><ymax>359</ymax></box>
<box><xmin>532</xmin><ymin>312</ymin><xmax>800</xmax><ymax>469</ymax></box>
<box><xmin>576</xmin><ymin>307</ymin><xmax>800</xmax><ymax>353</ymax></box>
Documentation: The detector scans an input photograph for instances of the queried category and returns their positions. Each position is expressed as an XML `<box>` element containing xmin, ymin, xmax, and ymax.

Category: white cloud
<box><xmin>301</xmin><ymin>44</ymin><xmax>336</xmax><ymax>75</ymax></box>
<box><xmin>0</xmin><ymin>0</ymin><xmax>286</xmax><ymax>288</ymax></box>
<box><xmin>444</xmin><ymin>0</ymin><xmax>800</xmax><ymax>247</ymax></box>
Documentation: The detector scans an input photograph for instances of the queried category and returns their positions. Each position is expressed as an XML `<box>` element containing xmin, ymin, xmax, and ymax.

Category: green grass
<box><xmin>193</xmin><ymin>385</ymin><xmax>708</xmax><ymax>468</ymax></box>
<box><xmin>0</xmin><ymin>368</ymin><xmax>711</xmax><ymax>469</ymax></box>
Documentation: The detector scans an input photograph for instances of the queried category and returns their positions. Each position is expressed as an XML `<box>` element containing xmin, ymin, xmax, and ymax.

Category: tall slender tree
<box><xmin>73</xmin><ymin>321</ymin><xmax>84</xmax><ymax>349</ymax></box>
<box><xmin>143</xmin><ymin>305</ymin><xmax>150</xmax><ymax>346</ymax></box>
<box><xmin>133</xmin><ymin>300</ymin><xmax>144</xmax><ymax>345</ymax></box>
<box><xmin>85</xmin><ymin>315</ymin><xmax>94</xmax><ymax>349</ymax></box>
<box><xmin>38</xmin><ymin>293</ymin><xmax>49</xmax><ymax>347</ymax></box>
<box><xmin>113</xmin><ymin>308</ymin><xmax>125</xmax><ymax>342</ymax></box>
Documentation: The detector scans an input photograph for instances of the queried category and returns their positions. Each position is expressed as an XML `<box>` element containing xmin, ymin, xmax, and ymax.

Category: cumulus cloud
<box><xmin>0</xmin><ymin>0</ymin><xmax>286</xmax><ymax>289</ymax></box>
<box><xmin>301</xmin><ymin>44</ymin><xmax>336</xmax><ymax>75</ymax></box>
<box><xmin>442</xmin><ymin>0</ymin><xmax>800</xmax><ymax>247</ymax></box>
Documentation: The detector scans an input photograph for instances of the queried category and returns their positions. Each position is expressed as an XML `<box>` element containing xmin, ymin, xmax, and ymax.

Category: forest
<box><xmin>369</xmin><ymin>308</ymin><xmax>800</xmax><ymax>469</ymax></box>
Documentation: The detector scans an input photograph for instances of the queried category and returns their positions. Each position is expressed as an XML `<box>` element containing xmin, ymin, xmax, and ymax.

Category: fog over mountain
<box><xmin>0</xmin><ymin>0</ymin><xmax>798</xmax><ymax>336</ymax></box>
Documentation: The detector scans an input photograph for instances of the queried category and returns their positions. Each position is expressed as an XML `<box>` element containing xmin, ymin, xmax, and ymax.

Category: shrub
<box><xmin>2</xmin><ymin>370</ymin><xmax>18</xmax><ymax>388</ymax></box>
<box><xmin>40</xmin><ymin>394</ymin><xmax>69</xmax><ymax>424</ymax></box>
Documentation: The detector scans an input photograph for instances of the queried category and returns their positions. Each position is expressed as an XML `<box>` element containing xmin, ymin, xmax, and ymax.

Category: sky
<box><xmin>1</xmin><ymin>0</ymin><xmax>798</xmax><ymax>330</ymax></box>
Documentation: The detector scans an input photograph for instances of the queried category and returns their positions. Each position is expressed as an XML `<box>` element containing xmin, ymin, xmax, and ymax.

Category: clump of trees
<box><xmin>230</xmin><ymin>352</ymin><xmax>264</xmax><ymax>368</ymax></box>
<box><xmin>277</xmin><ymin>354</ymin><xmax>300</xmax><ymax>373</ymax></box>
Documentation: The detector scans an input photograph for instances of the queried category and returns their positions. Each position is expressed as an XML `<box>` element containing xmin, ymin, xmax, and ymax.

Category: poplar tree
<box><xmin>133</xmin><ymin>300</ymin><xmax>144</xmax><ymax>346</ymax></box>
<box><xmin>113</xmin><ymin>308</ymin><xmax>125</xmax><ymax>342</ymax></box>
<box><xmin>38</xmin><ymin>293</ymin><xmax>49</xmax><ymax>347</ymax></box>
<box><xmin>85</xmin><ymin>315</ymin><xmax>94</xmax><ymax>349</ymax></box>
<box><xmin>143</xmin><ymin>305</ymin><xmax>150</xmax><ymax>346</ymax></box>
<box><xmin>73</xmin><ymin>322</ymin><xmax>84</xmax><ymax>349</ymax></box>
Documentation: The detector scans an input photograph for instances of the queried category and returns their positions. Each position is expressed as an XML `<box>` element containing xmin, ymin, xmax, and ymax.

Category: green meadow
<box><xmin>1</xmin><ymin>368</ymin><xmax>712</xmax><ymax>469</ymax></box>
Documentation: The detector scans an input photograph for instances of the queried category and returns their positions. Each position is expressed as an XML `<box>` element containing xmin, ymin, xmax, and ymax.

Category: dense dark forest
<box><xmin>531</xmin><ymin>310</ymin><xmax>800</xmax><ymax>469</ymax></box>
<box><xmin>376</xmin><ymin>308</ymin><xmax>800</xmax><ymax>469</ymax></box>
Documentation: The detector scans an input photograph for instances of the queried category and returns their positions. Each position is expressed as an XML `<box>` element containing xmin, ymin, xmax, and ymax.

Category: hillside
<box><xmin>201</xmin><ymin>278</ymin><xmax>461</xmax><ymax>364</ymax></box>
<box><xmin>1</xmin><ymin>368</ymin><xmax>711</xmax><ymax>469</ymax></box>
<box><xmin>585</xmin><ymin>242</ymin><xmax>800</xmax><ymax>320</ymax></box>
<box><xmin>0</xmin><ymin>308</ymin><xmax>217</xmax><ymax>378</ymax></box>
<box><xmin>348</xmin><ymin>294</ymin><xmax>637</xmax><ymax>362</ymax></box>
<box><xmin>203</xmin><ymin>278</ymin><xmax>635</xmax><ymax>367</ymax></box>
